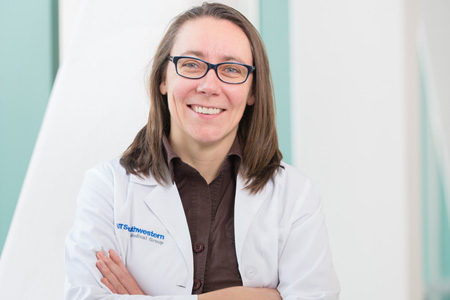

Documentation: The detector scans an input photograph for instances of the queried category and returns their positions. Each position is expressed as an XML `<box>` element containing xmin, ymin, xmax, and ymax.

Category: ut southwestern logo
<box><xmin>117</xmin><ymin>223</ymin><xmax>165</xmax><ymax>240</ymax></box>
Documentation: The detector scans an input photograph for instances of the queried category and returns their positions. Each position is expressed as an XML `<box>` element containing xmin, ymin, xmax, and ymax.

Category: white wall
<box><xmin>58</xmin><ymin>0</ymin><xmax>82</xmax><ymax>63</ymax></box>
<box><xmin>419</xmin><ymin>0</ymin><xmax>450</xmax><ymax>144</ymax></box>
<box><xmin>58</xmin><ymin>0</ymin><xmax>259</xmax><ymax>63</ymax></box>
<box><xmin>290</xmin><ymin>1</ymin><xmax>421</xmax><ymax>299</ymax></box>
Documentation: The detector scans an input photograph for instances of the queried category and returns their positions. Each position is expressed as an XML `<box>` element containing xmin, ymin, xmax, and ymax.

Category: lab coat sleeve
<box><xmin>64</xmin><ymin>163</ymin><xmax>197</xmax><ymax>300</ymax></box>
<box><xmin>277</xmin><ymin>178</ymin><xmax>340</xmax><ymax>300</ymax></box>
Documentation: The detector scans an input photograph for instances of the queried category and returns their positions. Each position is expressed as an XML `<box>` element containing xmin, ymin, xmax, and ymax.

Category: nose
<box><xmin>196</xmin><ymin>69</ymin><xmax>221</xmax><ymax>95</ymax></box>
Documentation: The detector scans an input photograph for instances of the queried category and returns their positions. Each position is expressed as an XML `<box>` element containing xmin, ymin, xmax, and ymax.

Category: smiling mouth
<box><xmin>191</xmin><ymin>105</ymin><xmax>224</xmax><ymax>115</ymax></box>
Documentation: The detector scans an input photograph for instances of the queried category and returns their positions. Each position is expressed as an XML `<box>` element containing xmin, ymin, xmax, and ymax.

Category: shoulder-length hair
<box><xmin>120</xmin><ymin>2</ymin><xmax>282</xmax><ymax>193</ymax></box>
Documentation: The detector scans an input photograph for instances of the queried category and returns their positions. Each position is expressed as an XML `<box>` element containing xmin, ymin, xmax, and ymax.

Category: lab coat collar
<box><xmin>131</xmin><ymin>168</ymin><xmax>192</xmax><ymax>274</ymax></box>
<box><xmin>141</xmin><ymin>179</ymin><xmax>193</xmax><ymax>279</ymax></box>
<box><xmin>129</xmin><ymin>167</ymin><xmax>171</xmax><ymax>187</ymax></box>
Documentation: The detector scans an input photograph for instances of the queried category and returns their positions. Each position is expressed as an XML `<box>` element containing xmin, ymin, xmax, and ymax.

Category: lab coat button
<box><xmin>193</xmin><ymin>242</ymin><xmax>205</xmax><ymax>253</ymax></box>
<box><xmin>244</xmin><ymin>266</ymin><xmax>257</xmax><ymax>279</ymax></box>
<box><xmin>193</xmin><ymin>278</ymin><xmax>202</xmax><ymax>291</ymax></box>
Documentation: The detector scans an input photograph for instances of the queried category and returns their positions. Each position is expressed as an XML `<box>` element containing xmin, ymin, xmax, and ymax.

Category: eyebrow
<box><xmin>179</xmin><ymin>50</ymin><xmax>247</xmax><ymax>64</ymax></box>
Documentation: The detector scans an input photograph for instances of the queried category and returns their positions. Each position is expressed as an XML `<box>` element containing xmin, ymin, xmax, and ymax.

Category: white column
<box><xmin>290</xmin><ymin>1</ymin><xmax>421</xmax><ymax>299</ymax></box>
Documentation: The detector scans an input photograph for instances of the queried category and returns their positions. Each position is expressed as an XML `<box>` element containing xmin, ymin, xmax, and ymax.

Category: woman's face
<box><xmin>160</xmin><ymin>17</ymin><xmax>254</xmax><ymax>149</ymax></box>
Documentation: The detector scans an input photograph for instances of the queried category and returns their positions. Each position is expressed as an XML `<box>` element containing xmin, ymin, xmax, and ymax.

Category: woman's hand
<box><xmin>96</xmin><ymin>249</ymin><xmax>146</xmax><ymax>295</ymax></box>
<box><xmin>198</xmin><ymin>286</ymin><xmax>281</xmax><ymax>300</ymax></box>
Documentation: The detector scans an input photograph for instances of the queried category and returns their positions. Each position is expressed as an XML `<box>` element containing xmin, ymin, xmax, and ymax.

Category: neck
<box><xmin>169</xmin><ymin>134</ymin><xmax>236</xmax><ymax>184</ymax></box>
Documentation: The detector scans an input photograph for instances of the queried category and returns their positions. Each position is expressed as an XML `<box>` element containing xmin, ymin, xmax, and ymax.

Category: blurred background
<box><xmin>0</xmin><ymin>0</ymin><xmax>449</xmax><ymax>299</ymax></box>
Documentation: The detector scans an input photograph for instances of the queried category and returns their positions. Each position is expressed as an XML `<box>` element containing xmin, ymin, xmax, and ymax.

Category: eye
<box><xmin>224</xmin><ymin>66</ymin><xmax>241</xmax><ymax>74</ymax></box>
<box><xmin>181</xmin><ymin>61</ymin><xmax>201</xmax><ymax>69</ymax></box>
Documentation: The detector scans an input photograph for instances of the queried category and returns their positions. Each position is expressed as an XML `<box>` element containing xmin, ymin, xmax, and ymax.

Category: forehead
<box><xmin>171</xmin><ymin>17</ymin><xmax>253</xmax><ymax>64</ymax></box>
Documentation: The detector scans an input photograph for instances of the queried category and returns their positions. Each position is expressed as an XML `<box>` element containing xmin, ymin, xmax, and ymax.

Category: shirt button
<box><xmin>193</xmin><ymin>242</ymin><xmax>205</xmax><ymax>253</ymax></box>
<box><xmin>193</xmin><ymin>278</ymin><xmax>202</xmax><ymax>291</ymax></box>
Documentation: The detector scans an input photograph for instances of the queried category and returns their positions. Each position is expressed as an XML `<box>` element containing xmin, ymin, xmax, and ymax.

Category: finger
<box><xmin>96</xmin><ymin>251</ymin><xmax>108</xmax><ymax>260</ymax></box>
<box><xmin>98</xmin><ymin>250</ymin><xmax>145</xmax><ymax>295</ymax></box>
<box><xmin>98</xmin><ymin>251</ymin><xmax>127</xmax><ymax>282</ymax></box>
<box><xmin>96</xmin><ymin>258</ymin><xmax>128</xmax><ymax>294</ymax></box>
<box><xmin>107</xmin><ymin>250</ymin><xmax>145</xmax><ymax>295</ymax></box>
<box><xmin>108</xmin><ymin>249</ymin><xmax>129</xmax><ymax>275</ymax></box>
<box><xmin>101</xmin><ymin>277</ymin><xmax>117</xmax><ymax>294</ymax></box>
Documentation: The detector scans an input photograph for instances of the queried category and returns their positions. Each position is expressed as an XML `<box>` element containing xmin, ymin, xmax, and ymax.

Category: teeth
<box><xmin>192</xmin><ymin>106</ymin><xmax>222</xmax><ymax>115</ymax></box>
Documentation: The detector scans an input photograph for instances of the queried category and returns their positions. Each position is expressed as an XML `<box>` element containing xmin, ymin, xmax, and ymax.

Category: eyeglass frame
<box><xmin>168</xmin><ymin>55</ymin><xmax>256</xmax><ymax>84</ymax></box>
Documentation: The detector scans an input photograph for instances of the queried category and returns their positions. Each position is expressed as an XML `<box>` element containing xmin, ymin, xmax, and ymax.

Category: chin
<box><xmin>192</xmin><ymin>133</ymin><xmax>229</xmax><ymax>145</ymax></box>
<box><xmin>194</xmin><ymin>136</ymin><xmax>223</xmax><ymax>145</ymax></box>
<box><xmin>188</xmin><ymin>127</ymin><xmax>237</xmax><ymax>146</ymax></box>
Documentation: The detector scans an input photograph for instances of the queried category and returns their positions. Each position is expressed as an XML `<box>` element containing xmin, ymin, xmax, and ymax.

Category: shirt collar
<box><xmin>162</xmin><ymin>135</ymin><xmax>242</xmax><ymax>183</ymax></box>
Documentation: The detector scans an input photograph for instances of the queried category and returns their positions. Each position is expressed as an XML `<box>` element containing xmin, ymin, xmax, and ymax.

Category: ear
<box><xmin>247</xmin><ymin>93</ymin><xmax>255</xmax><ymax>106</ymax></box>
<box><xmin>160</xmin><ymin>80</ymin><xmax>167</xmax><ymax>95</ymax></box>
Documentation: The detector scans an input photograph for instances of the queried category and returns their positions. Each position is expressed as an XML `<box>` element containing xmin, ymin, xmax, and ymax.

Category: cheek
<box><xmin>169</xmin><ymin>81</ymin><xmax>198</xmax><ymax>107</ymax></box>
<box><xmin>166</xmin><ymin>82</ymin><xmax>193</xmax><ymax>118</ymax></box>
<box><xmin>168</xmin><ymin>89</ymin><xmax>185</xmax><ymax>110</ymax></box>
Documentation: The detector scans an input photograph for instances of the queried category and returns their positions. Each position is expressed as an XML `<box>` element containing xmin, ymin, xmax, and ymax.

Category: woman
<box><xmin>65</xmin><ymin>3</ymin><xmax>340</xmax><ymax>300</ymax></box>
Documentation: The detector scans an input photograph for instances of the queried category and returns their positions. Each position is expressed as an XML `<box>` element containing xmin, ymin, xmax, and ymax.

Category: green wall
<box><xmin>260</xmin><ymin>0</ymin><xmax>292</xmax><ymax>163</ymax></box>
<box><xmin>0</xmin><ymin>0</ymin><xmax>59</xmax><ymax>256</ymax></box>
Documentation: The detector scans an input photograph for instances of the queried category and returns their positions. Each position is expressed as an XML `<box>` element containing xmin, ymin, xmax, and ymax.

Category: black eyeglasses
<box><xmin>168</xmin><ymin>56</ymin><xmax>255</xmax><ymax>84</ymax></box>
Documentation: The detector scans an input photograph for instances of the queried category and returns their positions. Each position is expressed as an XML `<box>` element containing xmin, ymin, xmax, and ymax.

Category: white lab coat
<box><xmin>65</xmin><ymin>158</ymin><xmax>340</xmax><ymax>300</ymax></box>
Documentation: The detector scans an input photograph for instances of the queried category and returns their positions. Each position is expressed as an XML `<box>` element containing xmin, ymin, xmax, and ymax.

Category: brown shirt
<box><xmin>163</xmin><ymin>137</ymin><xmax>243</xmax><ymax>294</ymax></box>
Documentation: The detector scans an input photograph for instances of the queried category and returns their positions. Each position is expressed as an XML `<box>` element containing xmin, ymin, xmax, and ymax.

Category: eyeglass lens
<box><xmin>176</xmin><ymin>57</ymin><xmax>249</xmax><ymax>83</ymax></box>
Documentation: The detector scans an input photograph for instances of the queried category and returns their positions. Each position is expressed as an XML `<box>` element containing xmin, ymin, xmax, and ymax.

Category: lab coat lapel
<box><xmin>234</xmin><ymin>175</ymin><xmax>270</xmax><ymax>262</ymax></box>
<box><xmin>142</xmin><ymin>180</ymin><xmax>193</xmax><ymax>278</ymax></box>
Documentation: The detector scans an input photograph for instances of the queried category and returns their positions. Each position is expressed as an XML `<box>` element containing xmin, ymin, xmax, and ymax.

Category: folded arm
<box><xmin>96</xmin><ymin>249</ymin><xmax>281</xmax><ymax>300</ymax></box>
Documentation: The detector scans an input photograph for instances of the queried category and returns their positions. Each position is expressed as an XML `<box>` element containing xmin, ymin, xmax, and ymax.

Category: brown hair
<box><xmin>120</xmin><ymin>2</ymin><xmax>282</xmax><ymax>193</ymax></box>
